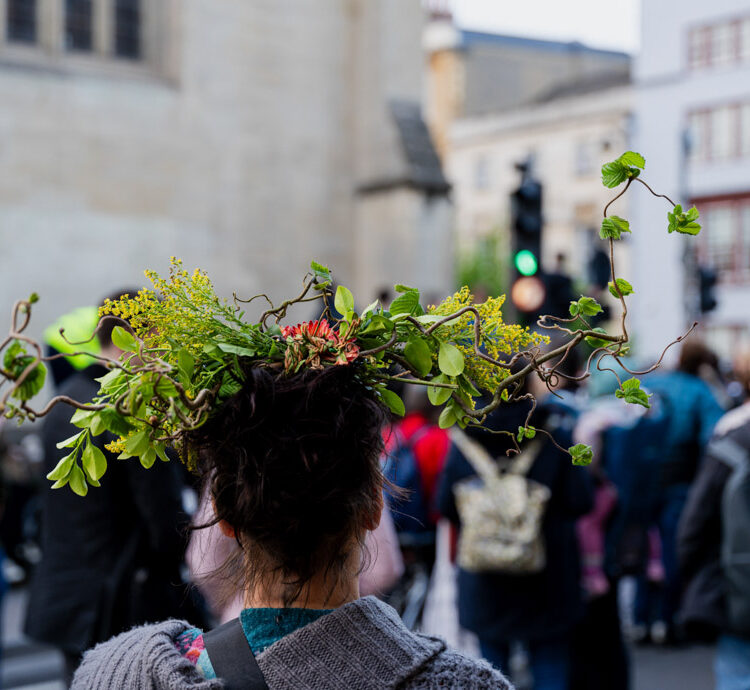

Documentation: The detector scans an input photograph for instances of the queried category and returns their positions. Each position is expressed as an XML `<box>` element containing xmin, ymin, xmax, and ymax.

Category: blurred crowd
<box><xmin>1</xmin><ymin>296</ymin><xmax>749</xmax><ymax>690</ymax></box>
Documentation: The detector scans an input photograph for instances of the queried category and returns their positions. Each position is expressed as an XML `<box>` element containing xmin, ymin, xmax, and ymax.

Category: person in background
<box><xmin>25</xmin><ymin>295</ymin><xmax>195</xmax><ymax>684</ymax></box>
<box><xmin>678</xmin><ymin>350</ymin><xmax>750</xmax><ymax>690</ymax></box>
<box><xmin>438</xmin><ymin>389</ymin><xmax>593</xmax><ymax>690</ymax></box>
<box><xmin>643</xmin><ymin>340</ymin><xmax>725</xmax><ymax>642</ymax></box>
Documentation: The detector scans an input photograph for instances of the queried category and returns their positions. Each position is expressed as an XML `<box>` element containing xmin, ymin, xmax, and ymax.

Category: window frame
<box><xmin>0</xmin><ymin>0</ymin><xmax>176</xmax><ymax>80</ymax></box>
<box><xmin>694</xmin><ymin>193</ymin><xmax>750</xmax><ymax>285</ymax></box>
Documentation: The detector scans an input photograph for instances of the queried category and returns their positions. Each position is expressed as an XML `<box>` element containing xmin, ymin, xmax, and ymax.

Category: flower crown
<box><xmin>0</xmin><ymin>151</ymin><xmax>704</xmax><ymax>495</ymax></box>
<box><xmin>0</xmin><ymin>259</ymin><xmax>552</xmax><ymax>495</ymax></box>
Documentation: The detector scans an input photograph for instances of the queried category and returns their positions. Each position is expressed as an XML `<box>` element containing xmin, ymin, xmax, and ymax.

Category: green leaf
<box><xmin>70</xmin><ymin>408</ymin><xmax>95</xmax><ymax>428</ymax></box>
<box><xmin>29</xmin><ymin>292</ymin><xmax>39</xmax><ymax>304</ymax></box>
<box><xmin>46</xmin><ymin>452</ymin><xmax>75</xmax><ymax>481</ymax></box>
<box><xmin>111</xmin><ymin>326</ymin><xmax>138</xmax><ymax>353</ymax></box>
<box><xmin>68</xmin><ymin>464</ymin><xmax>88</xmax><ymax>496</ymax></box>
<box><xmin>569</xmin><ymin>443</ymin><xmax>594</xmax><ymax>466</ymax></box>
<box><xmin>668</xmin><ymin>204</ymin><xmax>702</xmax><ymax>235</ymax></box>
<box><xmin>310</xmin><ymin>260</ymin><xmax>332</xmax><ymax>284</ymax></box>
<box><xmin>361</xmin><ymin>300</ymin><xmax>380</xmax><ymax>318</ymax></box>
<box><xmin>438</xmin><ymin>404</ymin><xmax>458</xmax><ymax>429</ymax></box>
<box><xmin>99</xmin><ymin>408</ymin><xmax>134</xmax><ymax>437</ymax></box>
<box><xmin>569</xmin><ymin>296</ymin><xmax>603</xmax><ymax>317</ymax></box>
<box><xmin>601</xmin><ymin>151</ymin><xmax>645</xmax><ymax>188</ymax></box>
<box><xmin>517</xmin><ymin>425</ymin><xmax>537</xmax><ymax>442</ymax></box>
<box><xmin>585</xmin><ymin>327</ymin><xmax>610</xmax><ymax>349</ymax></box>
<box><xmin>154</xmin><ymin>443</ymin><xmax>170</xmax><ymax>463</ymax></box>
<box><xmin>601</xmin><ymin>161</ymin><xmax>629</xmax><ymax>188</ymax></box>
<box><xmin>139</xmin><ymin>447</ymin><xmax>157</xmax><ymax>469</ymax></box>
<box><xmin>123</xmin><ymin>430</ymin><xmax>149</xmax><ymax>456</ymax></box>
<box><xmin>216</xmin><ymin>343</ymin><xmax>256</xmax><ymax>357</ymax></box>
<box><xmin>618</xmin><ymin>151</ymin><xmax>645</xmax><ymax>169</ymax></box>
<box><xmin>4</xmin><ymin>341</ymin><xmax>48</xmax><ymax>401</ymax></box>
<box><xmin>615</xmin><ymin>377</ymin><xmax>652</xmax><ymax>408</ymax></box>
<box><xmin>56</xmin><ymin>430</ymin><xmax>84</xmax><ymax>450</ymax></box>
<box><xmin>334</xmin><ymin>285</ymin><xmax>355</xmax><ymax>315</ymax></box>
<box><xmin>428</xmin><ymin>374</ymin><xmax>454</xmax><ymax>405</ymax></box>
<box><xmin>457</xmin><ymin>374</ymin><xmax>481</xmax><ymax>398</ymax></box>
<box><xmin>438</xmin><ymin>342</ymin><xmax>465</xmax><ymax>377</ymax></box>
<box><xmin>389</xmin><ymin>289</ymin><xmax>421</xmax><ymax>316</ymax></box>
<box><xmin>177</xmin><ymin>349</ymin><xmax>195</xmax><ymax>381</ymax></box>
<box><xmin>219</xmin><ymin>371</ymin><xmax>243</xmax><ymax>399</ymax></box>
<box><xmin>50</xmin><ymin>477</ymin><xmax>69</xmax><ymax>490</ymax></box>
<box><xmin>95</xmin><ymin>367</ymin><xmax>124</xmax><ymax>390</ymax></box>
<box><xmin>82</xmin><ymin>442</ymin><xmax>107</xmax><ymax>482</ymax></box>
<box><xmin>379</xmin><ymin>388</ymin><xmax>405</xmax><ymax>416</ymax></box>
<box><xmin>608</xmin><ymin>278</ymin><xmax>634</xmax><ymax>299</ymax></box>
<box><xmin>89</xmin><ymin>413</ymin><xmax>107</xmax><ymax>436</ymax></box>
<box><xmin>361</xmin><ymin>314</ymin><xmax>394</xmax><ymax>335</ymax></box>
<box><xmin>394</xmin><ymin>284</ymin><xmax>416</xmax><ymax>293</ymax></box>
<box><xmin>600</xmin><ymin>215</ymin><xmax>631</xmax><ymax>240</ymax></box>
<box><xmin>404</xmin><ymin>337</ymin><xmax>433</xmax><ymax>377</ymax></box>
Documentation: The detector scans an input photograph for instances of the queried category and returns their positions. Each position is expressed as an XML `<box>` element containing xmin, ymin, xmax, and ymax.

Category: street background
<box><xmin>2</xmin><ymin>0</ymin><xmax>750</xmax><ymax>688</ymax></box>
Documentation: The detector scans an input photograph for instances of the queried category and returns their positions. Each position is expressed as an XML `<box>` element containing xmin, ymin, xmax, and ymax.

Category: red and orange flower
<box><xmin>282</xmin><ymin>319</ymin><xmax>359</xmax><ymax>373</ymax></box>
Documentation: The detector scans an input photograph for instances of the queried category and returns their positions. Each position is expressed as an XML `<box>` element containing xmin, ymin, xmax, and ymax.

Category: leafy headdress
<box><xmin>0</xmin><ymin>152</ymin><xmax>702</xmax><ymax>494</ymax></box>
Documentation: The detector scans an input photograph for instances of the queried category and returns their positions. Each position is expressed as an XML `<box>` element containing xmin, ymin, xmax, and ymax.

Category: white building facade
<box><xmin>632</xmin><ymin>1</ymin><xmax>750</xmax><ymax>360</ymax></box>
<box><xmin>0</xmin><ymin>0</ymin><xmax>452</xmax><ymax>348</ymax></box>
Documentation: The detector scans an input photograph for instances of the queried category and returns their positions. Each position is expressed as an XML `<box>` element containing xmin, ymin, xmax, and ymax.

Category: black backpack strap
<box><xmin>202</xmin><ymin>618</ymin><xmax>269</xmax><ymax>690</ymax></box>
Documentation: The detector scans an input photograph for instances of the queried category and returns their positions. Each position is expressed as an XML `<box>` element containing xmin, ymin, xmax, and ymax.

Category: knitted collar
<box><xmin>255</xmin><ymin>596</ymin><xmax>445</xmax><ymax>689</ymax></box>
<box><xmin>73</xmin><ymin>596</ymin><xmax>446</xmax><ymax>690</ymax></box>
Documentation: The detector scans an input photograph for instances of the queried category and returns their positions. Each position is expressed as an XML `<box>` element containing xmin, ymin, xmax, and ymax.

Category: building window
<box><xmin>114</xmin><ymin>0</ymin><xmax>140</xmax><ymax>59</ymax></box>
<box><xmin>711</xmin><ymin>23</ymin><xmax>735</xmax><ymax>66</ymax></box>
<box><xmin>574</xmin><ymin>141</ymin><xmax>594</xmax><ymax>176</ymax></box>
<box><xmin>65</xmin><ymin>0</ymin><xmax>92</xmax><ymax>51</ymax></box>
<box><xmin>698</xmin><ymin>198</ymin><xmax>750</xmax><ymax>283</ymax></box>
<box><xmin>741</xmin><ymin>103</ymin><xmax>750</xmax><ymax>157</ymax></box>
<box><xmin>474</xmin><ymin>155</ymin><xmax>489</xmax><ymax>191</ymax></box>
<box><xmin>7</xmin><ymin>0</ymin><xmax>36</xmax><ymax>43</ymax></box>
<box><xmin>689</xmin><ymin>14</ymin><xmax>750</xmax><ymax>69</ymax></box>
<box><xmin>688</xmin><ymin>101</ymin><xmax>750</xmax><ymax>162</ymax></box>
<box><xmin>1</xmin><ymin>0</ymin><xmax>152</xmax><ymax>67</ymax></box>
<box><xmin>741</xmin><ymin>18</ymin><xmax>750</xmax><ymax>61</ymax></box>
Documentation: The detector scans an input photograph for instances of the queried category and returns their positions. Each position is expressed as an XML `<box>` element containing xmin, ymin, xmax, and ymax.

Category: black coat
<box><xmin>437</xmin><ymin>402</ymin><xmax>593</xmax><ymax>643</ymax></box>
<box><xmin>676</xmin><ymin>410</ymin><xmax>750</xmax><ymax>637</ymax></box>
<box><xmin>25</xmin><ymin>366</ymin><xmax>190</xmax><ymax>655</ymax></box>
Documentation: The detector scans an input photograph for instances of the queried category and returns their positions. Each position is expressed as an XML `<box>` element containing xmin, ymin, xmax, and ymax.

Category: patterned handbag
<box><xmin>451</xmin><ymin>429</ymin><xmax>550</xmax><ymax>574</ymax></box>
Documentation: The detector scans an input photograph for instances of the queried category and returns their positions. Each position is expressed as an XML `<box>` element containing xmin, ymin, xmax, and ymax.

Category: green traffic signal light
<box><xmin>514</xmin><ymin>249</ymin><xmax>538</xmax><ymax>276</ymax></box>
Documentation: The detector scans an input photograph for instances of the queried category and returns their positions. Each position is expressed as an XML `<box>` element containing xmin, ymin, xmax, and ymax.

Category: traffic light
<box><xmin>699</xmin><ymin>266</ymin><xmax>718</xmax><ymax>313</ymax></box>
<box><xmin>511</xmin><ymin>176</ymin><xmax>542</xmax><ymax>280</ymax></box>
<box><xmin>510</xmin><ymin>167</ymin><xmax>544</xmax><ymax>318</ymax></box>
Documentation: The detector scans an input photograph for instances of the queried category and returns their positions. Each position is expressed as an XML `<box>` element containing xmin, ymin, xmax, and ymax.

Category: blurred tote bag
<box><xmin>450</xmin><ymin>429</ymin><xmax>550</xmax><ymax>574</ymax></box>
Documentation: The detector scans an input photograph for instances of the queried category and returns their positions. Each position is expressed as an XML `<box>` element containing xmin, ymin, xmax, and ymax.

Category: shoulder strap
<box><xmin>708</xmin><ymin>436</ymin><xmax>749</xmax><ymax>472</ymax></box>
<box><xmin>451</xmin><ymin>428</ymin><xmax>542</xmax><ymax>480</ymax></box>
<box><xmin>202</xmin><ymin>618</ymin><xmax>269</xmax><ymax>690</ymax></box>
<box><xmin>450</xmin><ymin>428</ymin><xmax>500</xmax><ymax>482</ymax></box>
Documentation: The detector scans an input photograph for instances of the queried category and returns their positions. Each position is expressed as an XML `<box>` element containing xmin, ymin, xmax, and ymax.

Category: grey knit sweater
<box><xmin>72</xmin><ymin>595</ymin><xmax>512</xmax><ymax>689</ymax></box>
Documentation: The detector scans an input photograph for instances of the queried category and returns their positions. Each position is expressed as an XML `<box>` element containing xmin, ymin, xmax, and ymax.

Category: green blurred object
<box><xmin>514</xmin><ymin>249</ymin><xmax>538</xmax><ymax>277</ymax></box>
<box><xmin>43</xmin><ymin>306</ymin><xmax>101</xmax><ymax>370</ymax></box>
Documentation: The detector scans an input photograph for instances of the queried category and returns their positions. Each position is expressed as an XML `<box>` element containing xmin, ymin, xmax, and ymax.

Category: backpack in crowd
<box><xmin>712</xmin><ymin>436</ymin><xmax>750</xmax><ymax>635</ymax></box>
<box><xmin>450</xmin><ymin>429</ymin><xmax>549</xmax><ymax>574</ymax></box>
<box><xmin>382</xmin><ymin>427</ymin><xmax>431</xmax><ymax>535</ymax></box>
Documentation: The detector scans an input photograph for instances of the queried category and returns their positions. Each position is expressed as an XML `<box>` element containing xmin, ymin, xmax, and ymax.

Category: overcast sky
<box><xmin>450</xmin><ymin>0</ymin><xmax>641</xmax><ymax>54</ymax></box>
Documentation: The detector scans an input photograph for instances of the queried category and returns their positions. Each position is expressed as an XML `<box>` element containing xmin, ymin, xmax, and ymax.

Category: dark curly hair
<box><xmin>188</xmin><ymin>363</ymin><xmax>389</xmax><ymax>606</ymax></box>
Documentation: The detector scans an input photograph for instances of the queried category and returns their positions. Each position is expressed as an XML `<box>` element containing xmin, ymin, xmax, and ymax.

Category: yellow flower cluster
<box><xmin>429</xmin><ymin>286</ymin><xmax>549</xmax><ymax>393</ymax></box>
<box><xmin>99</xmin><ymin>257</ymin><xmax>231</xmax><ymax>355</ymax></box>
<box><xmin>104</xmin><ymin>438</ymin><xmax>125</xmax><ymax>454</ymax></box>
